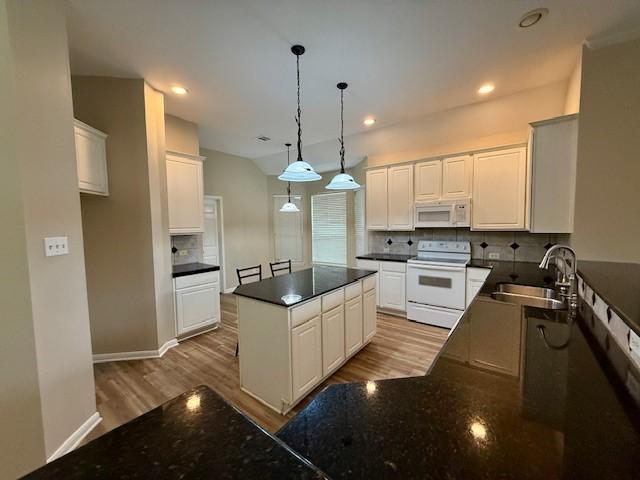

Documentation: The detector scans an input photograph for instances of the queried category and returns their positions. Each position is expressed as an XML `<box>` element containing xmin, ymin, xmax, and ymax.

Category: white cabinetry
<box><xmin>345</xmin><ymin>294</ymin><xmax>364</xmax><ymax>357</ymax></box>
<box><xmin>362</xmin><ymin>283</ymin><xmax>377</xmax><ymax>342</ymax></box>
<box><xmin>355</xmin><ymin>259</ymin><xmax>380</xmax><ymax>306</ymax></box>
<box><xmin>366</xmin><ymin>166</ymin><xmax>413</xmax><ymax>230</ymax></box>
<box><xmin>472</xmin><ymin>147</ymin><xmax>528</xmax><ymax>230</ymax></box>
<box><xmin>291</xmin><ymin>315</ymin><xmax>323</xmax><ymax>400</ymax></box>
<box><xmin>415</xmin><ymin>160</ymin><xmax>441</xmax><ymax>201</ymax></box>
<box><xmin>466</xmin><ymin>267</ymin><xmax>491</xmax><ymax>307</ymax></box>
<box><xmin>365</xmin><ymin>169</ymin><xmax>388</xmax><ymax>230</ymax></box>
<box><xmin>174</xmin><ymin>271</ymin><xmax>220</xmax><ymax>337</ymax></box>
<box><xmin>379</xmin><ymin>261</ymin><xmax>406</xmax><ymax>311</ymax></box>
<box><xmin>442</xmin><ymin>155</ymin><xmax>472</xmax><ymax>199</ymax></box>
<box><xmin>166</xmin><ymin>151</ymin><xmax>205</xmax><ymax>234</ymax></box>
<box><xmin>322</xmin><ymin>305</ymin><xmax>345</xmax><ymax>376</ymax></box>
<box><xmin>74</xmin><ymin>119</ymin><xmax>109</xmax><ymax>195</ymax></box>
<box><xmin>528</xmin><ymin>114</ymin><xmax>578</xmax><ymax>233</ymax></box>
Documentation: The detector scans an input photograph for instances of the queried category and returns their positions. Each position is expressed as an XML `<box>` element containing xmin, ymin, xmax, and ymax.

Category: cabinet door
<box><xmin>380</xmin><ymin>270</ymin><xmax>406</xmax><ymax>311</ymax></box>
<box><xmin>345</xmin><ymin>296</ymin><xmax>363</xmax><ymax>357</ymax></box>
<box><xmin>472</xmin><ymin>147</ymin><xmax>527</xmax><ymax>230</ymax></box>
<box><xmin>469</xmin><ymin>297</ymin><xmax>522</xmax><ymax>377</ymax></box>
<box><xmin>465</xmin><ymin>279</ymin><xmax>484</xmax><ymax>307</ymax></box>
<box><xmin>291</xmin><ymin>316</ymin><xmax>323</xmax><ymax>400</ymax></box>
<box><xmin>322</xmin><ymin>305</ymin><xmax>345</xmax><ymax>376</ymax></box>
<box><xmin>441</xmin><ymin>319</ymin><xmax>469</xmax><ymax>363</ymax></box>
<box><xmin>166</xmin><ymin>153</ymin><xmax>205</xmax><ymax>234</ymax></box>
<box><xmin>355</xmin><ymin>259</ymin><xmax>380</xmax><ymax>306</ymax></box>
<box><xmin>75</xmin><ymin>121</ymin><xmax>108</xmax><ymax>195</ymax></box>
<box><xmin>175</xmin><ymin>283</ymin><xmax>220</xmax><ymax>335</ymax></box>
<box><xmin>414</xmin><ymin>160</ymin><xmax>441</xmax><ymax>202</ymax></box>
<box><xmin>387</xmin><ymin>165</ymin><xmax>414</xmax><ymax>230</ymax></box>
<box><xmin>365</xmin><ymin>169</ymin><xmax>388</xmax><ymax>230</ymax></box>
<box><xmin>442</xmin><ymin>155</ymin><xmax>472</xmax><ymax>199</ymax></box>
<box><xmin>363</xmin><ymin>288</ymin><xmax>377</xmax><ymax>342</ymax></box>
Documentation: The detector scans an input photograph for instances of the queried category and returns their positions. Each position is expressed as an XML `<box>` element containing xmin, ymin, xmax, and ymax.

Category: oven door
<box><xmin>414</xmin><ymin>204</ymin><xmax>455</xmax><ymax>228</ymax></box>
<box><xmin>406</xmin><ymin>263</ymin><xmax>466</xmax><ymax>310</ymax></box>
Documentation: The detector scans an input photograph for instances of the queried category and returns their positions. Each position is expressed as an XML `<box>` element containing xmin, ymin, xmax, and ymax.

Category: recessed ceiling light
<box><xmin>478</xmin><ymin>83</ymin><xmax>495</xmax><ymax>95</ymax></box>
<box><xmin>363</xmin><ymin>117</ymin><xmax>376</xmax><ymax>126</ymax></box>
<box><xmin>518</xmin><ymin>8</ymin><xmax>549</xmax><ymax>28</ymax></box>
<box><xmin>171</xmin><ymin>86</ymin><xmax>188</xmax><ymax>95</ymax></box>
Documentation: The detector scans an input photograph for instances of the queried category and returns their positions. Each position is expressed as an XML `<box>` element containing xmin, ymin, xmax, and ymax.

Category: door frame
<box><xmin>204</xmin><ymin>195</ymin><xmax>228</xmax><ymax>293</ymax></box>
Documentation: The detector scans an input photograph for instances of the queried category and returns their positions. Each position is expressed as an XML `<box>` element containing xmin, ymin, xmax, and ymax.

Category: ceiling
<box><xmin>66</xmin><ymin>0</ymin><xmax>640</xmax><ymax>174</ymax></box>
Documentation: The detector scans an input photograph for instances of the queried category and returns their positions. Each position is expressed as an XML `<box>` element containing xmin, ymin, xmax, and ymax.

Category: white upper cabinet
<box><xmin>365</xmin><ymin>169</ymin><xmax>388</xmax><ymax>230</ymax></box>
<box><xmin>387</xmin><ymin>165</ymin><xmax>414</xmax><ymax>230</ymax></box>
<box><xmin>472</xmin><ymin>147</ymin><xmax>528</xmax><ymax>230</ymax></box>
<box><xmin>414</xmin><ymin>160</ymin><xmax>441</xmax><ymax>202</ymax></box>
<box><xmin>528</xmin><ymin>114</ymin><xmax>578</xmax><ymax>233</ymax></box>
<box><xmin>166</xmin><ymin>151</ymin><xmax>205</xmax><ymax>234</ymax></box>
<box><xmin>74</xmin><ymin>119</ymin><xmax>109</xmax><ymax>196</ymax></box>
<box><xmin>442</xmin><ymin>155</ymin><xmax>472</xmax><ymax>199</ymax></box>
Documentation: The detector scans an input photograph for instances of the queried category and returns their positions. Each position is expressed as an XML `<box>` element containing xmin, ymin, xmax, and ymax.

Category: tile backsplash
<box><xmin>368</xmin><ymin>229</ymin><xmax>570</xmax><ymax>263</ymax></box>
<box><xmin>171</xmin><ymin>234</ymin><xmax>203</xmax><ymax>265</ymax></box>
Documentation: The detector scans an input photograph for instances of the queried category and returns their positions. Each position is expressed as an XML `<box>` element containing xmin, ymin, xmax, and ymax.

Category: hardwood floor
<box><xmin>87</xmin><ymin>294</ymin><xmax>447</xmax><ymax>441</ymax></box>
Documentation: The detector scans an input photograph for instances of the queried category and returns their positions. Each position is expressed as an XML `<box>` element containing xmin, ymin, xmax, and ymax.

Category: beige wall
<box><xmin>201</xmin><ymin>148</ymin><xmax>271</xmax><ymax>289</ymax></box>
<box><xmin>165</xmin><ymin>114</ymin><xmax>199</xmax><ymax>155</ymax></box>
<box><xmin>564</xmin><ymin>59</ymin><xmax>582</xmax><ymax>114</ymax></box>
<box><xmin>367</xmin><ymin>81</ymin><xmax>567</xmax><ymax>167</ymax></box>
<box><xmin>2</xmin><ymin>0</ymin><xmax>97</xmax><ymax>471</ymax></box>
<box><xmin>0</xmin><ymin>2</ymin><xmax>46</xmax><ymax>477</ymax></box>
<box><xmin>72</xmin><ymin>76</ymin><xmax>169</xmax><ymax>353</ymax></box>
<box><xmin>571</xmin><ymin>39</ymin><xmax>640</xmax><ymax>263</ymax></box>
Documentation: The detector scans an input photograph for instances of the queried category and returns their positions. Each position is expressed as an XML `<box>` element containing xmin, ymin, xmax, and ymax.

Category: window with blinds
<box><xmin>354</xmin><ymin>187</ymin><xmax>367</xmax><ymax>256</ymax></box>
<box><xmin>311</xmin><ymin>192</ymin><xmax>347</xmax><ymax>266</ymax></box>
<box><xmin>273</xmin><ymin>195</ymin><xmax>303</xmax><ymax>264</ymax></box>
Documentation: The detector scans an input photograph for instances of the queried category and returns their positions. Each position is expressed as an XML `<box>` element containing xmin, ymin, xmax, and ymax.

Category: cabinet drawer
<box><xmin>174</xmin><ymin>271</ymin><xmax>219</xmax><ymax>289</ymax></box>
<box><xmin>381</xmin><ymin>261</ymin><xmax>406</xmax><ymax>273</ymax></box>
<box><xmin>322</xmin><ymin>288</ymin><xmax>345</xmax><ymax>312</ymax></box>
<box><xmin>345</xmin><ymin>282</ymin><xmax>362</xmax><ymax>300</ymax></box>
<box><xmin>291</xmin><ymin>298</ymin><xmax>321</xmax><ymax>328</ymax></box>
<box><xmin>362</xmin><ymin>275</ymin><xmax>376</xmax><ymax>292</ymax></box>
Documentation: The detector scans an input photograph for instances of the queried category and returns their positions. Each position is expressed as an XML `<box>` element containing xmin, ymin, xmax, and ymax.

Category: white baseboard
<box><xmin>47</xmin><ymin>412</ymin><xmax>102</xmax><ymax>463</ymax></box>
<box><xmin>92</xmin><ymin>338</ymin><xmax>178</xmax><ymax>363</ymax></box>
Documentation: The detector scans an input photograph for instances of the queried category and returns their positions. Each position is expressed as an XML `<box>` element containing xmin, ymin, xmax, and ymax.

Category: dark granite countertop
<box><xmin>233</xmin><ymin>266</ymin><xmax>376</xmax><ymax>307</ymax></box>
<box><xmin>355</xmin><ymin>253</ymin><xmax>414</xmax><ymax>263</ymax></box>
<box><xmin>577</xmin><ymin>260</ymin><xmax>640</xmax><ymax>337</ymax></box>
<box><xmin>172</xmin><ymin>262</ymin><xmax>220</xmax><ymax>278</ymax></box>
<box><xmin>278</xmin><ymin>261</ymin><xmax>640</xmax><ymax>479</ymax></box>
<box><xmin>23</xmin><ymin>385</ymin><xmax>326</xmax><ymax>479</ymax></box>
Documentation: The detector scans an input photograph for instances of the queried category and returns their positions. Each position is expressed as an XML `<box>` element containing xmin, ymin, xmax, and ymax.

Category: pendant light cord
<box><xmin>286</xmin><ymin>144</ymin><xmax>292</xmax><ymax>201</ymax></box>
<box><xmin>339</xmin><ymin>88</ymin><xmax>345</xmax><ymax>173</ymax></box>
<box><xmin>295</xmin><ymin>53</ymin><xmax>303</xmax><ymax>163</ymax></box>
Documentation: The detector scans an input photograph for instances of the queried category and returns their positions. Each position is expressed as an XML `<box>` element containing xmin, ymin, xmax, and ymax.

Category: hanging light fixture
<box><xmin>326</xmin><ymin>82</ymin><xmax>360</xmax><ymax>190</ymax></box>
<box><xmin>280</xmin><ymin>143</ymin><xmax>300</xmax><ymax>213</ymax></box>
<box><xmin>278</xmin><ymin>45</ymin><xmax>321</xmax><ymax>182</ymax></box>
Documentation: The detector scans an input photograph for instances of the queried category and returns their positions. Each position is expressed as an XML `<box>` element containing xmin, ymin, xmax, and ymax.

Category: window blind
<box><xmin>311</xmin><ymin>192</ymin><xmax>347</xmax><ymax>266</ymax></box>
<box><xmin>354</xmin><ymin>188</ymin><xmax>366</xmax><ymax>256</ymax></box>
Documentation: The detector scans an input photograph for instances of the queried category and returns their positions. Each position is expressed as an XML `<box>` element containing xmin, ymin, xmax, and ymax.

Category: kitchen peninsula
<box><xmin>234</xmin><ymin>266</ymin><xmax>377</xmax><ymax>414</ymax></box>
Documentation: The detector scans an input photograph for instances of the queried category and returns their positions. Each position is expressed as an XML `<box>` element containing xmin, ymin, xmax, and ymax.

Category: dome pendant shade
<box><xmin>326</xmin><ymin>172</ymin><xmax>360</xmax><ymax>190</ymax></box>
<box><xmin>326</xmin><ymin>81</ymin><xmax>360</xmax><ymax>190</ymax></box>
<box><xmin>279</xmin><ymin>201</ymin><xmax>300</xmax><ymax>212</ymax></box>
<box><xmin>279</xmin><ymin>161</ymin><xmax>322</xmax><ymax>182</ymax></box>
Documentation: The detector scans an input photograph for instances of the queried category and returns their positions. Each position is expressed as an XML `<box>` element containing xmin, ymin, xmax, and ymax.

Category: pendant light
<box><xmin>280</xmin><ymin>143</ymin><xmax>300</xmax><ymax>212</ymax></box>
<box><xmin>278</xmin><ymin>45</ymin><xmax>321</xmax><ymax>182</ymax></box>
<box><xmin>326</xmin><ymin>82</ymin><xmax>360</xmax><ymax>190</ymax></box>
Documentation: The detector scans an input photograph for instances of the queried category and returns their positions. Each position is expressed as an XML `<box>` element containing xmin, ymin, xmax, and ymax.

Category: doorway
<box><xmin>203</xmin><ymin>195</ymin><xmax>227</xmax><ymax>291</ymax></box>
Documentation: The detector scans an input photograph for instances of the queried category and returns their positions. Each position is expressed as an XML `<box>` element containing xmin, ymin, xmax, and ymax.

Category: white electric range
<box><xmin>406</xmin><ymin>240</ymin><xmax>470</xmax><ymax>329</ymax></box>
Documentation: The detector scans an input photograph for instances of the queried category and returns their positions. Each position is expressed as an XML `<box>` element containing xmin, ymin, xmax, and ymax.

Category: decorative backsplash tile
<box><xmin>171</xmin><ymin>234</ymin><xmax>203</xmax><ymax>265</ymax></box>
<box><xmin>368</xmin><ymin>229</ymin><xmax>570</xmax><ymax>263</ymax></box>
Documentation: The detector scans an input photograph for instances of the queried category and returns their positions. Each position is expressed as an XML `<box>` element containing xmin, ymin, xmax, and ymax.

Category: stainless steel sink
<box><xmin>491</xmin><ymin>284</ymin><xmax>567</xmax><ymax>310</ymax></box>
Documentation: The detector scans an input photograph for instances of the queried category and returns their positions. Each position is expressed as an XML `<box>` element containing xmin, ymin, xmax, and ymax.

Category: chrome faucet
<box><xmin>539</xmin><ymin>245</ymin><xmax>578</xmax><ymax>309</ymax></box>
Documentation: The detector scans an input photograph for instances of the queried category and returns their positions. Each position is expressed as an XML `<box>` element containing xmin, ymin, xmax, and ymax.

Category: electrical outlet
<box><xmin>44</xmin><ymin>236</ymin><xmax>69</xmax><ymax>257</ymax></box>
<box><xmin>383</xmin><ymin>246</ymin><xmax>390</xmax><ymax>253</ymax></box>
<box><xmin>179</xmin><ymin>249</ymin><xmax>189</xmax><ymax>256</ymax></box>
<box><xmin>488</xmin><ymin>252</ymin><xmax>500</xmax><ymax>259</ymax></box>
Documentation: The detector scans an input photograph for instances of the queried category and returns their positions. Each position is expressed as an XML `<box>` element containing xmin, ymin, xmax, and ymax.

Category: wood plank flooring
<box><xmin>87</xmin><ymin>294</ymin><xmax>447</xmax><ymax>441</ymax></box>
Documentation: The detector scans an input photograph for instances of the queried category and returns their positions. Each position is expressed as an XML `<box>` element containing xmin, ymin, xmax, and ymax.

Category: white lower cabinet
<box><xmin>174</xmin><ymin>271</ymin><xmax>220</xmax><ymax>336</ymax></box>
<box><xmin>363</xmin><ymin>287</ymin><xmax>377</xmax><ymax>342</ymax></box>
<box><xmin>291</xmin><ymin>316</ymin><xmax>323</xmax><ymax>400</ymax></box>
<box><xmin>322</xmin><ymin>305</ymin><xmax>345</xmax><ymax>376</ymax></box>
<box><xmin>355</xmin><ymin>259</ymin><xmax>380</xmax><ymax>306</ymax></box>
<box><xmin>379</xmin><ymin>262</ymin><xmax>406</xmax><ymax>311</ymax></box>
<box><xmin>345</xmin><ymin>295</ymin><xmax>364</xmax><ymax>357</ymax></box>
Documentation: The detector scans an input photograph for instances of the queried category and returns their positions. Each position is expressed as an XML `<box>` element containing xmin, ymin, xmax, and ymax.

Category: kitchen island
<box><xmin>234</xmin><ymin>265</ymin><xmax>377</xmax><ymax>414</ymax></box>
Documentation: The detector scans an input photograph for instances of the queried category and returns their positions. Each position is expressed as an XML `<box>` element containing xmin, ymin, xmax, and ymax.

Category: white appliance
<box><xmin>406</xmin><ymin>240</ymin><xmax>470</xmax><ymax>329</ymax></box>
<box><xmin>414</xmin><ymin>199</ymin><xmax>470</xmax><ymax>228</ymax></box>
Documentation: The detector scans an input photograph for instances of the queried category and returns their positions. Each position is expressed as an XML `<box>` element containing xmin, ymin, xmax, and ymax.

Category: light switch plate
<box><xmin>44</xmin><ymin>236</ymin><xmax>69</xmax><ymax>257</ymax></box>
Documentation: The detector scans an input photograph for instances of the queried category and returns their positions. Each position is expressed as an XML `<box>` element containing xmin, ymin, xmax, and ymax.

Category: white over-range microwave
<box><xmin>414</xmin><ymin>199</ymin><xmax>470</xmax><ymax>228</ymax></box>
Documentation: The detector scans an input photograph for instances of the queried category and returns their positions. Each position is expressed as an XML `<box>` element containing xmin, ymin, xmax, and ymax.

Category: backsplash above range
<box><xmin>368</xmin><ymin>229</ymin><xmax>570</xmax><ymax>263</ymax></box>
<box><xmin>171</xmin><ymin>234</ymin><xmax>203</xmax><ymax>265</ymax></box>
